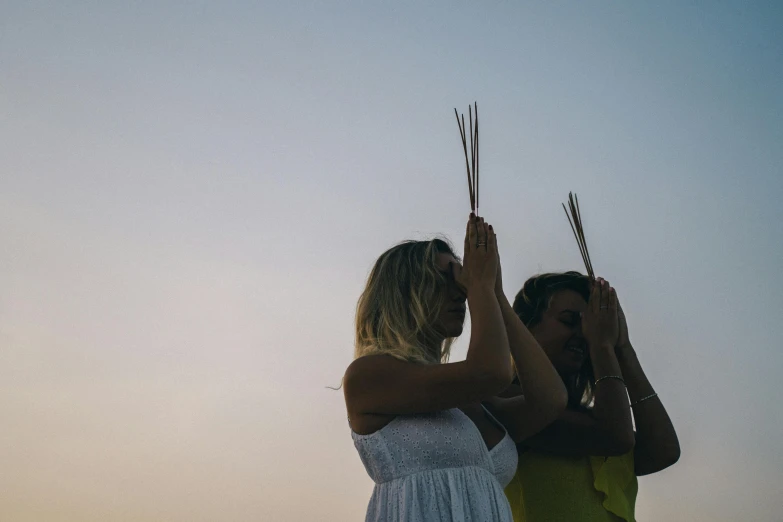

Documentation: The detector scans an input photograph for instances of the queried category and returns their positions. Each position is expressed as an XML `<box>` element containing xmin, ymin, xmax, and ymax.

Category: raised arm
<box><xmin>345</xmin><ymin>216</ymin><xmax>512</xmax><ymax>428</ymax></box>
<box><xmin>523</xmin><ymin>279</ymin><xmax>636</xmax><ymax>456</ymax></box>
<box><xmin>481</xmin><ymin>235</ymin><xmax>568</xmax><ymax>442</ymax></box>
<box><xmin>616</xmin><ymin>300</ymin><xmax>680</xmax><ymax>475</ymax></box>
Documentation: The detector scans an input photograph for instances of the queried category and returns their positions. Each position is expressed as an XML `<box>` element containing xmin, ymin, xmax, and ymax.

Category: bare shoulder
<box><xmin>344</xmin><ymin>354</ymin><xmax>405</xmax><ymax>385</ymax></box>
<box><xmin>344</xmin><ymin>355</ymin><xmax>404</xmax><ymax>435</ymax></box>
<box><xmin>344</xmin><ymin>354</ymin><xmax>403</xmax><ymax>399</ymax></box>
<box><xmin>343</xmin><ymin>351</ymin><xmax>508</xmax><ymax>419</ymax></box>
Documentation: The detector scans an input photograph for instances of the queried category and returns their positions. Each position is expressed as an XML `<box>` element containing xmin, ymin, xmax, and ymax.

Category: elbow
<box><xmin>478</xmin><ymin>363</ymin><xmax>515</xmax><ymax>397</ymax></box>
<box><xmin>617</xmin><ymin>433</ymin><xmax>636</xmax><ymax>456</ymax></box>
<box><xmin>499</xmin><ymin>360</ymin><xmax>515</xmax><ymax>388</ymax></box>
<box><xmin>508</xmin><ymin>395</ymin><xmax>568</xmax><ymax>444</ymax></box>
<box><xmin>539</xmin><ymin>387</ymin><xmax>568</xmax><ymax>430</ymax></box>
<box><xmin>490</xmin><ymin>368</ymin><xmax>515</xmax><ymax>396</ymax></box>
<box><xmin>605</xmin><ymin>428</ymin><xmax>636</xmax><ymax>456</ymax></box>
<box><xmin>636</xmin><ymin>443</ymin><xmax>681</xmax><ymax>475</ymax></box>
<box><xmin>487</xmin><ymin>355</ymin><xmax>515</xmax><ymax>391</ymax></box>
<box><xmin>466</xmin><ymin>350</ymin><xmax>515</xmax><ymax>398</ymax></box>
<box><xmin>661</xmin><ymin>443</ymin><xmax>681</xmax><ymax>469</ymax></box>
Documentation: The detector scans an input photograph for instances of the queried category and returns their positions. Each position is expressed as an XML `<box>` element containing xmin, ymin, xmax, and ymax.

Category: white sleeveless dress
<box><xmin>351</xmin><ymin>408</ymin><xmax>517</xmax><ymax>521</ymax></box>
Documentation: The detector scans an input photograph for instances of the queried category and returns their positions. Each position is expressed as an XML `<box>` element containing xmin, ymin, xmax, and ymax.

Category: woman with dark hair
<box><xmin>343</xmin><ymin>215</ymin><xmax>567</xmax><ymax>522</ymax></box>
<box><xmin>498</xmin><ymin>272</ymin><xmax>680</xmax><ymax>522</ymax></box>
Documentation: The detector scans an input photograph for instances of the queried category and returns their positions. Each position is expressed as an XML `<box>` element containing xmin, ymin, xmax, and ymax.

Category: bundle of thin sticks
<box><xmin>454</xmin><ymin>103</ymin><xmax>479</xmax><ymax>216</ymax></box>
<box><xmin>562</xmin><ymin>192</ymin><xmax>595</xmax><ymax>281</ymax></box>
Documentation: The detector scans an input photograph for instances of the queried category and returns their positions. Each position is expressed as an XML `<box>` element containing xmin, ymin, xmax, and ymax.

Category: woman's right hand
<box><xmin>456</xmin><ymin>214</ymin><xmax>497</xmax><ymax>294</ymax></box>
<box><xmin>581</xmin><ymin>277</ymin><xmax>619</xmax><ymax>352</ymax></box>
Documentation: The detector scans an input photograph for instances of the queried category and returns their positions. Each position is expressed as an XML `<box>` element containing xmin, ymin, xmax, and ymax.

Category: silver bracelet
<box><xmin>594</xmin><ymin>375</ymin><xmax>625</xmax><ymax>386</ymax></box>
<box><xmin>631</xmin><ymin>392</ymin><xmax>658</xmax><ymax>407</ymax></box>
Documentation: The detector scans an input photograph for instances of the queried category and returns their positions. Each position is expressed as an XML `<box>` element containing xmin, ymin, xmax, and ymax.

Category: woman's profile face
<box><xmin>433</xmin><ymin>252</ymin><xmax>467</xmax><ymax>338</ymax></box>
<box><xmin>529</xmin><ymin>289</ymin><xmax>588</xmax><ymax>375</ymax></box>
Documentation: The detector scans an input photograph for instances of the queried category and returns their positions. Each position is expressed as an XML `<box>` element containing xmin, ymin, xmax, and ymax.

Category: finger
<box><xmin>476</xmin><ymin>217</ymin><xmax>487</xmax><ymax>248</ymax></box>
<box><xmin>466</xmin><ymin>213</ymin><xmax>476</xmax><ymax>252</ymax></box>
<box><xmin>464</xmin><ymin>215</ymin><xmax>470</xmax><ymax>251</ymax></box>
<box><xmin>599</xmin><ymin>277</ymin><xmax>609</xmax><ymax>311</ymax></box>
<box><xmin>487</xmin><ymin>223</ymin><xmax>497</xmax><ymax>255</ymax></box>
<box><xmin>587</xmin><ymin>279</ymin><xmax>599</xmax><ymax>315</ymax></box>
<box><xmin>608</xmin><ymin>285</ymin><xmax>618</xmax><ymax>316</ymax></box>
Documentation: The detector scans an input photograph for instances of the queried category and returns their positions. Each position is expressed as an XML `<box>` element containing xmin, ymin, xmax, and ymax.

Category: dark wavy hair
<box><xmin>512</xmin><ymin>271</ymin><xmax>594</xmax><ymax>409</ymax></box>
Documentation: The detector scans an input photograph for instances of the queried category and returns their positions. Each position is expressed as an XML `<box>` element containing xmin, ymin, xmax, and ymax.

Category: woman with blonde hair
<box><xmin>344</xmin><ymin>215</ymin><xmax>568</xmax><ymax>522</ymax></box>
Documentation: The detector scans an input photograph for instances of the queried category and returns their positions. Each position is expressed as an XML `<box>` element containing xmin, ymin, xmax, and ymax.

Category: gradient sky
<box><xmin>2</xmin><ymin>2</ymin><xmax>782</xmax><ymax>520</ymax></box>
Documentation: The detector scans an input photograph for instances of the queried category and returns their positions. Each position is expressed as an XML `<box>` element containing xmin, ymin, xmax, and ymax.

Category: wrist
<box><xmin>467</xmin><ymin>284</ymin><xmax>496</xmax><ymax>300</ymax></box>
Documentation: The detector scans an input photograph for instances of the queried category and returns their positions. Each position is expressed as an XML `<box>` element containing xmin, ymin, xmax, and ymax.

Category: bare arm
<box><xmin>523</xmin><ymin>345</ymin><xmax>635</xmax><ymax>456</ymax></box>
<box><xmin>617</xmin><ymin>341</ymin><xmax>680</xmax><ymax>475</ymax></box>
<box><xmin>345</xmin><ymin>217</ymin><xmax>512</xmax><ymax>425</ymax></box>
<box><xmin>484</xmin><ymin>293</ymin><xmax>567</xmax><ymax>442</ymax></box>
<box><xmin>523</xmin><ymin>279</ymin><xmax>635</xmax><ymax>456</ymax></box>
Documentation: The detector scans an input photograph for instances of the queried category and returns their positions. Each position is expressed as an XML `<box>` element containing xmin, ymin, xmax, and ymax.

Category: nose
<box><xmin>574</xmin><ymin>314</ymin><xmax>584</xmax><ymax>336</ymax></box>
<box><xmin>448</xmin><ymin>282</ymin><xmax>467</xmax><ymax>302</ymax></box>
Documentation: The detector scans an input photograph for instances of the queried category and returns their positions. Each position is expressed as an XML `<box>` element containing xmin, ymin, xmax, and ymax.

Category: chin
<box><xmin>447</xmin><ymin>326</ymin><xmax>464</xmax><ymax>338</ymax></box>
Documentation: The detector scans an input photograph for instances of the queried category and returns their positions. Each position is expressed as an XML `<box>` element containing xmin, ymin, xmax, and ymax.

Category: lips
<box><xmin>565</xmin><ymin>343</ymin><xmax>586</xmax><ymax>356</ymax></box>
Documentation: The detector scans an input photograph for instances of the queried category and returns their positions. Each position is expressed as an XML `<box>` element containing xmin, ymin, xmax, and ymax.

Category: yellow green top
<box><xmin>504</xmin><ymin>449</ymin><xmax>638</xmax><ymax>522</ymax></box>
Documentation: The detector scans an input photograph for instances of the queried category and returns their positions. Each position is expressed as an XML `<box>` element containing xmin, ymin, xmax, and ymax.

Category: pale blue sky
<box><xmin>2</xmin><ymin>2</ymin><xmax>782</xmax><ymax>520</ymax></box>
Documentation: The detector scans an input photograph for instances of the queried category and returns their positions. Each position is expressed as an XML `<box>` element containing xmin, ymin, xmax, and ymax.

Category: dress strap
<box><xmin>480</xmin><ymin>403</ymin><xmax>509</xmax><ymax>436</ymax></box>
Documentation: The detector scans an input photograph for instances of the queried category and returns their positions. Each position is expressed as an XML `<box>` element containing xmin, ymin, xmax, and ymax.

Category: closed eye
<box><xmin>558</xmin><ymin>310</ymin><xmax>580</xmax><ymax>327</ymax></box>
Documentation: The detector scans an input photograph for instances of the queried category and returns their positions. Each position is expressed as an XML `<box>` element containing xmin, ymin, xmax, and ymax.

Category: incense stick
<box><xmin>475</xmin><ymin>103</ymin><xmax>479</xmax><ymax>215</ymax></box>
<box><xmin>573</xmin><ymin>194</ymin><xmax>594</xmax><ymax>277</ymax></box>
<box><xmin>454</xmin><ymin>103</ymin><xmax>480</xmax><ymax>215</ymax></box>
<box><xmin>562</xmin><ymin>192</ymin><xmax>595</xmax><ymax>281</ymax></box>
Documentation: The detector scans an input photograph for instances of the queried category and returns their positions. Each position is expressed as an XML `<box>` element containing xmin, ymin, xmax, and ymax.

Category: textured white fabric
<box><xmin>351</xmin><ymin>408</ymin><xmax>517</xmax><ymax>522</ymax></box>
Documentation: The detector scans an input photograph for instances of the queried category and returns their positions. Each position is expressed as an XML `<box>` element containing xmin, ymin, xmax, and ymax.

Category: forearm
<box><xmin>524</xmin><ymin>348</ymin><xmax>634</xmax><ymax>456</ymax></box>
<box><xmin>466</xmin><ymin>287</ymin><xmax>513</xmax><ymax>383</ymax></box>
<box><xmin>497</xmin><ymin>294</ymin><xmax>567</xmax><ymax>410</ymax></box>
<box><xmin>523</xmin><ymin>408</ymin><xmax>631</xmax><ymax>457</ymax></box>
<box><xmin>588</xmin><ymin>345</ymin><xmax>635</xmax><ymax>447</ymax></box>
<box><xmin>617</xmin><ymin>343</ymin><xmax>680</xmax><ymax>474</ymax></box>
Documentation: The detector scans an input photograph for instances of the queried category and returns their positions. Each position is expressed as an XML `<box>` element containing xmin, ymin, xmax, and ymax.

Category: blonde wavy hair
<box><xmin>355</xmin><ymin>238</ymin><xmax>460</xmax><ymax>364</ymax></box>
